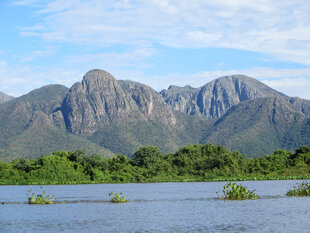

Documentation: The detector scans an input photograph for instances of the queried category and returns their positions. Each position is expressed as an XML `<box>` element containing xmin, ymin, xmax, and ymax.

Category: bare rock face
<box><xmin>160</xmin><ymin>85</ymin><xmax>199</xmax><ymax>115</ymax></box>
<box><xmin>28</xmin><ymin>110</ymin><xmax>55</xmax><ymax>130</ymax></box>
<box><xmin>195</xmin><ymin>75</ymin><xmax>287</xmax><ymax>118</ymax></box>
<box><xmin>161</xmin><ymin>75</ymin><xmax>287</xmax><ymax>118</ymax></box>
<box><xmin>62</xmin><ymin>70</ymin><xmax>176</xmax><ymax>135</ymax></box>
<box><xmin>289</xmin><ymin>97</ymin><xmax>310</xmax><ymax>116</ymax></box>
<box><xmin>61</xmin><ymin>70</ymin><xmax>138</xmax><ymax>134</ymax></box>
<box><xmin>119</xmin><ymin>80</ymin><xmax>176</xmax><ymax>125</ymax></box>
<box><xmin>50</xmin><ymin>110</ymin><xmax>66</xmax><ymax>128</ymax></box>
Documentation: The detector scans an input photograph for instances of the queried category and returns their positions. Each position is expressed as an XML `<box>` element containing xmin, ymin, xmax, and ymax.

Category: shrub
<box><xmin>287</xmin><ymin>181</ymin><xmax>310</xmax><ymax>196</ymax></box>
<box><xmin>109</xmin><ymin>192</ymin><xmax>128</xmax><ymax>203</ymax></box>
<box><xmin>218</xmin><ymin>182</ymin><xmax>258</xmax><ymax>200</ymax></box>
<box><xmin>27</xmin><ymin>188</ymin><xmax>56</xmax><ymax>204</ymax></box>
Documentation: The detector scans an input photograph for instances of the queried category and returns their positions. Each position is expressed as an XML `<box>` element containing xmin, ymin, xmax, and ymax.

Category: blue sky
<box><xmin>1</xmin><ymin>0</ymin><xmax>310</xmax><ymax>99</ymax></box>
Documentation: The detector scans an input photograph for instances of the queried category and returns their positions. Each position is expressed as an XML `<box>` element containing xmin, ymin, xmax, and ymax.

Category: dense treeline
<box><xmin>1</xmin><ymin>144</ymin><xmax>310</xmax><ymax>185</ymax></box>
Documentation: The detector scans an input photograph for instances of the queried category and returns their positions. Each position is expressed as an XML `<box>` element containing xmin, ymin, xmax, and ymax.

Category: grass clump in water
<box><xmin>218</xmin><ymin>182</ymin><xmax>258</xmax><ymax>200</ymax></box>
<box><xmin>109</xmin><ymin>192</ymin><xmax>128</xmax><ymax>203</ymax></box>
<box><xmin>287</xmin><ymin>181</ymin><xmax>310</xmax><ymax>196</ymax></box>
<box><xmin>27</xmin><ymin>187</ymin><xmax>56</xmax><ymax>204</ymax></box>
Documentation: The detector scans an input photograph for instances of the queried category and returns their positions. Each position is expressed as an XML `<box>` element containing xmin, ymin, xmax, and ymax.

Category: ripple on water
<box><xmin>1</xmin><ymin>181</ymin><xmax>310</xmax><ymax>233</ymax></box>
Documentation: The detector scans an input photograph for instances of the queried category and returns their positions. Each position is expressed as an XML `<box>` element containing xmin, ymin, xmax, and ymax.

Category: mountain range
<box><xmin>1</xmin><ymin>69</ymin><xmax>309</xmax><ymax>161</ymax></box>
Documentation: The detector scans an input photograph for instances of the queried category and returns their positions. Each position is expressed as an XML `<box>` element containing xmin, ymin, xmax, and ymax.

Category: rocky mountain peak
<box><xmin>162</xmin><ymin>74</ymin><xmax>289</xmax><ymax>118</ymax></box>
<box><xmin>62</xmin><ymin>70</ymin><xmax>176</xmax><ymax>135</ymax></box>
<box><xmin>62</xmin><ymin>69</ymin><xmax>137</xmax><ymax>135</ymax></box>
<box><xmin>81</xmin><ymin>69</ymin><xmax>116</xmax><ymax>88</ymax></box>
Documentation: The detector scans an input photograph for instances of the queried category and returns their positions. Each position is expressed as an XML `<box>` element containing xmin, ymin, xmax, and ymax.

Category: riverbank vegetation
<box><xmin>0</xmin><ymin>144</ymin><xmax>310</xmax><ymax>185</ymax></box>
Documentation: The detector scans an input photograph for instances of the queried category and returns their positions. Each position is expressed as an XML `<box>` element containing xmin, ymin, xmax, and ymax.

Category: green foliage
<box><xmin>13</xmin><ymin>158</ymin><xmax>34</xmax><ymax>172</ymax></box>
<box><xmin>27</xmin><ymin>187</ymin><xmax>56</xmax><ymax>204</ymax></box>
<box><xmin>131</xmin><ymin>146</ymin><xmax>161</xmax><ymax>168</ymax></box>
<box><xmin>252</xmin><ymin>150</ymin><xmax>291</xmax><ymax>175</ymax></box>
<box><xmin>287</xmin><ymin>181</ymin><xmax>310</xmax><ymax>196</ymax></box>
<box><xmin>289</xmin><ymin>146</ymin><xmax>310</xmax><ymax>165</ymax></box>
<box><xmin>109</xmin><ymin>192</ymin><xmax>128</xmax><ymax>203</ymax></box>
<box><xmin>0</xmin><ymin>145</ymin><xmax>310</xmax><ymax>185</ymax></box>
<box><xmin>218</xmin><ymin>182</ymin><xmax>258</xmax><ymax>200</ymax></box>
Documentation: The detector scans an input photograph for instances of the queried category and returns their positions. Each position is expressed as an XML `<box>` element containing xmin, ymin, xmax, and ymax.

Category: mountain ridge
<box><xmin>0</xmin><ymin>91</ymin><xmax>14</xmax><ymax>104</ymax></box>
<box><xmin>160</xmin><ymin>75</ymin><xmax>292</xmax><ymax>118</ymax></box>
<box><xmin>0</xmin><ymin>69</ymin><xmax>309</xmax><ymax>160</ymax></box>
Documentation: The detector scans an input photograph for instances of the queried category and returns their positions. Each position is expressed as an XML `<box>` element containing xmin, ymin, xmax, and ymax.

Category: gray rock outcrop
<box><xmin>62</xmin><ymin>70</ymin><xmax>176</xmax><ymax>135</ymax></box>
<box><xmin>161</xmin><ymin>75</ymin><xmax>288</xmax><ymax>118</ymax></box>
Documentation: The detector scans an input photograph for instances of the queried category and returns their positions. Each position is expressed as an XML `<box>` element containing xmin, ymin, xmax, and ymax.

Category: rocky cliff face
<box><xmin>289</xmin><ymin>97</ymin><xmax>310</xmax><ymax>116</ymax></box>
<box><xmin>161</xmin><ymin>75</ymin><xmax>287</xmax><ymax>118</ymax></box>
<box><xmin>160</xmin><ymin>85</ymin><xmax>199</xmax><ymax>115</ymax></box>
<box><xmin>62</xmin><ymin>70</ymin><xmax>176</xmax><ymax>135</ymax></box>
<box><xmin>0</xmin><ymin>91</ymin><xmax>14</xmax><ymax>103</ymax></box>
<box><xmin>119</xmin><ymin>80</ymin><xmax>176</xmax><ymax>126</ymax></box>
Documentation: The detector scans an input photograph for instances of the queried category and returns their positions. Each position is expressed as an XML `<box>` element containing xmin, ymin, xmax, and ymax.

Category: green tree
<box><xmin>289</xmin><ymin>146</ymin><xmax>310</xmax><ymax>165</ymax></box>
<box><xmin>131</xmin><ymin>146</ymin><xmax>161</xmax><ymax>168</ymax></box>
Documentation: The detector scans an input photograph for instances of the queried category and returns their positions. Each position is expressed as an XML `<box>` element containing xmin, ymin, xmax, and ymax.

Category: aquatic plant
<box><xmin>287</xmin><ymin>181</ymin><xmax>310</xmax><ymax>196</ymax></box>
<box><xmin>109</xmin><ymin>192</ymin><xmax>128</xmax><ymax>203</ymax></box>
<box><xmin>218</xmin><ymin>182</ymin><xmax>258</xmax><ymax>200</ymax></box>
<box><xmin>27</xmin><ymin>187</ymin><xmax>56</xmax><ymax>204</ymax></box>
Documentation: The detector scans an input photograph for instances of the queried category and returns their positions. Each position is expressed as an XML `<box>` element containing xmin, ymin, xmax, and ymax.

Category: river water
<box><xmin>0</xmin><ymin>180</ymin><xmax>310</xmax><ymax>232</ymax></box>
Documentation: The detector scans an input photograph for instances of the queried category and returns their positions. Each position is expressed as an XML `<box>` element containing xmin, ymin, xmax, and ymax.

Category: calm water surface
<box><xmin>1</xmin><ymin>180</ymin><xmax>310</xmax><ymax>232</ymax></box>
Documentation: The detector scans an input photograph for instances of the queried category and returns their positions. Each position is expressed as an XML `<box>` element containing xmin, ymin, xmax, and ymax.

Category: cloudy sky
<box><xmin>1</xmin><ymin>0</ymin><xmax>310</xmax><ymax>98</ymax></box>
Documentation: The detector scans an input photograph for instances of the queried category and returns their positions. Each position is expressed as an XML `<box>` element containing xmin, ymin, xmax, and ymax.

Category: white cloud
<box><xmin>65</xmin><ymin>47</ymin><xmax>157</xmax><ymax>70</ymax></box>
<box><xmin>0</xmin><ymin>60</ymin><xmax>81</xmax><ymax>96</ymax></box>
<box><xmin>19</xmin><ymin>49</ymin><xmax>56</xmax><ymax>62</ymax></box>
<box><xmin>18</xmin><ymin>0</ymin><xmax>310</xmax><ymax>65</ymax></box>
<box><xmin>10</xmin><ymin>0</ymin><xmax>41</xmax><ymax>6</ymax></box>
<box><xmin>4</xmin><ymin>0</ymin><xmax>310</xmax><ymax>99</ymax></box>
<box><xmin>0</xmin><ymin>61</ymin><xmax>45</xmax><ymax>96</ymax></box>
<box><xmin>263</xmin><ymin>78</ymin><xmax>310</xmax><ymax>99</ymax></box>
<box><xmin>1</xmin><ymin>58</ymin><xmax>310</xmax><ymax>99</ymax></box>
<box><xmin>124</xmin><ymin>67</ymin><xmax>310</xmax><ymax>100</ymax></box>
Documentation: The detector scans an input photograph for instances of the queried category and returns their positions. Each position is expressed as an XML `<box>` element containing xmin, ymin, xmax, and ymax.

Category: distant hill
<box><xmin>1</xmin><ymin>69</ymin><xmax>310</xmax><ymax>160</ymax></box>
<box><xmin>201</xmin><ymin>97</ymin><xmax>310</xmax><ymax>156</ymax></box>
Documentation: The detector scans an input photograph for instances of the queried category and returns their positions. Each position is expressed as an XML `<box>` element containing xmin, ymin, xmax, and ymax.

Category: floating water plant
<box><xmin>218</xmin><ymin>182</ymin><xmax>258</xmax><ymax>200</ymax></box>
<box><xmin>27</xmin><ymin>188</ymin><xmax>56</xmax><ymax>204</ymax></box>
<box><xmin>109</xmin><ymin>192</ymin><xmax>128</xmax><ymax>203</ymax></box>
<box><xmin>287</xmin><ymin>181</ymin><xmax>310</xmax><ymax>196</ymax></box>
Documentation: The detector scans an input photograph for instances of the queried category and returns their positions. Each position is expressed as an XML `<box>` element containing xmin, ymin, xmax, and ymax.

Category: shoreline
<box><xmin>1</xmin><ymin>175</ymin><xmax>310</xmax><ymax>186</ymax></box>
